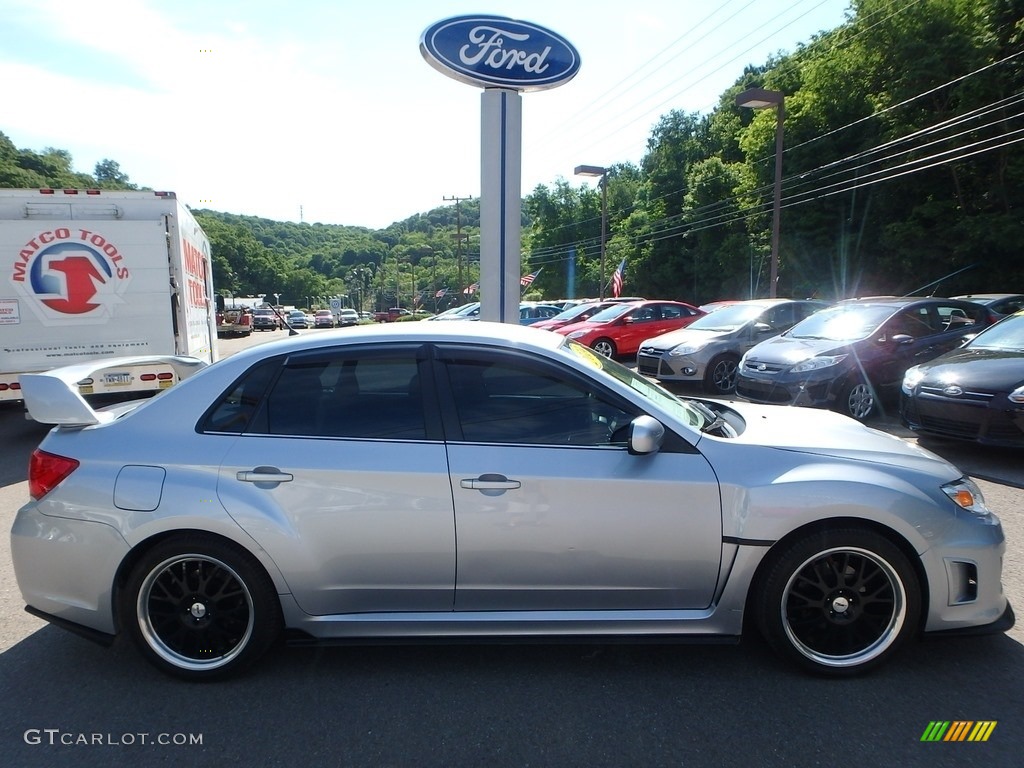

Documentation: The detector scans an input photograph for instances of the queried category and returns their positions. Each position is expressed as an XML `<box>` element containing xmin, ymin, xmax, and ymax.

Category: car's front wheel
<box><xmin>838</xmin><ymin>377</ymin><xmax>877</xmax><ymax>420</ymax></box>
<box><xmin>122</xmin><ymin>536</ymin><xmax>281</xmax><ymax>681</ymax></box>
<box><xmin>592</xmin><ymin>338</ymin><xmax>617</xmax><ymax>358</ymax></box>
<box><xmin>755</xmin><ymin>527</ymin><xmax>920</xmax><ymax>676</ymax></box>
<box><xmin>704</xmin><ymin>354</ymin><xmax>740</xmax><ymax>394</ymax></box>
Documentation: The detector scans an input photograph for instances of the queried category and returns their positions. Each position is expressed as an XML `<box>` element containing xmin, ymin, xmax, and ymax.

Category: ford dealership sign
<box><xmin>420</xmin><ymin>15</ymin><xmax>580</xmax><ymax>91</ymax></box>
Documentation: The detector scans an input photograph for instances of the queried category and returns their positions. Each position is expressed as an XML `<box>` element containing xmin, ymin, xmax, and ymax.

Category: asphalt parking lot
<box><xmin>0</xmin><ymin>328</ymin><xmax>1021</xmax><ymax>767</ymax></box>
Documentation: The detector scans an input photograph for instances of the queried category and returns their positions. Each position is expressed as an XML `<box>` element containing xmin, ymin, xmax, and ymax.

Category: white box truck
<box><xmin>2</xmin><ymin>188</ymin><xmax>218</xmax><ymax>406</ymax></box>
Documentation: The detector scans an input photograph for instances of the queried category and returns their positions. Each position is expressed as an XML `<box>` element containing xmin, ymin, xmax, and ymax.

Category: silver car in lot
<box><xmin>12</xmin><ymin>323</ymin><xmax>1012</xmax><ymax>680</ymax></box>
<box><xmin>637</xmin><ymin>299</ymin><xmax>828</xmax><ymax>394</ymax></box>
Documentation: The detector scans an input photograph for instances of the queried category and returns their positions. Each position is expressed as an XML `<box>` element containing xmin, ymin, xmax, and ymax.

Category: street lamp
<box><xmin>736</xmin><ymin>87</ymin><xmax>784</xmax><ymax>298</ymax></box>
<box><xmin>575</xmin><ymin>164</ymin><xmax>608</xmax><ymax>299</ymax></box>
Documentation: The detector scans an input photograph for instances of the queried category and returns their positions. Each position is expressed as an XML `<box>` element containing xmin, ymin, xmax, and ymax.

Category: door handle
<box><xmin>460</xmin><ymin>474</ymin><xmax>521</xmax><ymax>491</ymax></box>
<box><xmin>237</xmin><ymin>467</ymin><xmax>294</xmax><ymax>483</ymax></box>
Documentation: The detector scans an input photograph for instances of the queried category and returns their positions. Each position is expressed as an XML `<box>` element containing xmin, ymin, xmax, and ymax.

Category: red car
<box><xmin>556</xmin><ymin>300</ymin><xmax>705</xmax><ymax>358</ymax></box>
<box><xmin>531</xmin><ymin>300</ymin><xmax>619</xmax><ymax>332</ymax></box>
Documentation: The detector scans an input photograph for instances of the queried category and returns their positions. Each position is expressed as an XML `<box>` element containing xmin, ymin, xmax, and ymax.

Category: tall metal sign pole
<box><xmin>421</xmin><ymin>15</ymin><xmax>580</xmax><ymax>323</ymax></box>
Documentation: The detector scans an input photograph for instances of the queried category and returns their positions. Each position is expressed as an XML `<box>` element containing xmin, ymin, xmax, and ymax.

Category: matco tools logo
<box><xmin>10</xmin><ymin>227</ymin><xmax>131</xmax><ymax>325</ymax></box>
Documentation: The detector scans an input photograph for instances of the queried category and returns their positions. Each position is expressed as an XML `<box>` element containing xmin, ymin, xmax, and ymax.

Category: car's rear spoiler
<box><xmin>20</xmin><ymin>356</ymin><xmax>208</xmax><ymax>427</ymax></box>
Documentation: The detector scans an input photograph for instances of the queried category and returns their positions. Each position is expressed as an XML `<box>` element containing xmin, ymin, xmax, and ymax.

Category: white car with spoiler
<box><xmin>11</xmin><ymin>323</ymin><xmax>1013</xmax><ymax>681</ymax></box>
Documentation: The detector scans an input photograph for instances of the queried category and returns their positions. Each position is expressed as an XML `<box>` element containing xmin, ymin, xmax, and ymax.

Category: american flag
<box><xmin>520</xmin><ymin>269</ymin><xmax>541</xmax><ymax>286</ymax></box>
<box><xmin>463</xmin><ymin>282</ymin><xmax>479</xmax><ymax>295</ymax></box>
<box><xmin>611</xmin><ymin>259</ymin><xmax>626</xmax><ymax>298</ymax></box>
<box><xmin>435</xmin><ymin>288</ymin><xmax>447</xmax><ymax>298</ymax></box>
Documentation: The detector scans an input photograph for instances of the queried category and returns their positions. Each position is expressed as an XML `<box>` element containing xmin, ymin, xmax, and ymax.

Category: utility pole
<box><xmin>444</xmin><ymin>195</ymin><xmax>472</xmax><ymax>304</ymax></box>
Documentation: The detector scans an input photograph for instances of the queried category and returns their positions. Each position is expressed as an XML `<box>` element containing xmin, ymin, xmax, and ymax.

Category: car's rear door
<box><xmin>213</xmin><ymin>345</ymin><xmax>456</xmax><ymax>616</ymax></box>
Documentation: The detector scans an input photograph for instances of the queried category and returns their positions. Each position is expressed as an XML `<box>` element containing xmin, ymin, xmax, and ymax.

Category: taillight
<box><xmin>28</xmin><ymin>449</ymin><xmax>80</xmax><ymax>500</ymax></box>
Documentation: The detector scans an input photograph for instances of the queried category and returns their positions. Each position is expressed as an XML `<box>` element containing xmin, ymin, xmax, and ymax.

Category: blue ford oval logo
<box><xmin>943</xmin><ymin>384</ymin><xmax>964</xmax><ymax>397</ymax></box>
<box><xmin>420</xmin><ymin>15</ymin><xmax>580</xmax><ymax>91</ymax></box>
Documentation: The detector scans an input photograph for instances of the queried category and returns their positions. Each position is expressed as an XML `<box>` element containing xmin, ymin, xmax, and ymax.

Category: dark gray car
<box><xmin>637</xmin><ymin>299</ymin><xmax>828</xmax><ymax>394</ymax></box>
<box><xmin>735</xmin><ymin>297</ymin><xmax>991</xmax><ymax>420</ymax></box>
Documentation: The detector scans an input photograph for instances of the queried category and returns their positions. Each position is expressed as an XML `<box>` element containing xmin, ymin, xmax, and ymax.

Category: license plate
<box><xmin>103</xmin><ymin>372</ymin><xmax>133</xmax><ymax>386</ymax></box>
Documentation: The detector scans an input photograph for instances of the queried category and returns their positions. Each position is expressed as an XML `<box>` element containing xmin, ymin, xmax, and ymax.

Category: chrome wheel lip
<box><xmin>593</xmin><ymin>341</ymin><xmax>615</xmax><ymax>357</ymax></box>
<box><xmin>136</xmin><ymin>553</ymin><xmax>255</xmax><ymax>672</ymax></box>
<box><xmin>780</xmin><ymin>545</ymin><xmax>907</xmax><ymax>668</ymax></box>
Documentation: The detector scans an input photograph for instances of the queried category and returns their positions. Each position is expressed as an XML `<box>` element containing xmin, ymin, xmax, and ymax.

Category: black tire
<box><xmin>703</xmin><ymin>354</ymin><xmax>740</xmax><ymax>394</ymax></box>
<box><xmin>592</xmin><ymin>338</ymin><xmax>617</xmax><ymax>358</ymax></box>
<box><xmin>754</xmin><ymin>527</ymin><xmax>920</xmax><ymax>676</ymax></box>
<box><xmin>837</xmin><ymin>376</ymin><xmax>877</xmax><ymax>421</ymax></box>
<box><xmin>122</xmin><ymin>535</ymin><xmax>282</xmax><ymax>681</ymax></box>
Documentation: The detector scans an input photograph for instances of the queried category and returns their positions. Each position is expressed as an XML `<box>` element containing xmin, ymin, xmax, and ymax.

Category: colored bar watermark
<box><xmin>921</xmin><ymin>721</ymin><xmax>997</xmax><ymax>742</ymax></box>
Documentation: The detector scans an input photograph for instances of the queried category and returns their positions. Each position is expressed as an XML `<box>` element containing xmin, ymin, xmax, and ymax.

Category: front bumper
<box><xmin>735</xmin><ymin>365</ymin><xmax>840</xmax><ymax>407</ymax></box>
<box><xmin>919</xmin><ymin>508</ymin><xmax>1011</xmax><ymax>635</ymax></box>
<box><xmin>636</xmin><ymin>351</ymin><xmax>707</xmax><ymax>382</ymax></box>
<box><xmin>901</xmin><ymin>391</ymin><xmax>1024</xmax><ymax>447</ymax></box>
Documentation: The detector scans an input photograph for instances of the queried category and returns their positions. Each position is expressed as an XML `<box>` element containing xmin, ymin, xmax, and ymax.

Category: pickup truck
<box><xmin>216</xmin><ymin>307</ymin><xmax>252</xmax><ymax>337</ymax></box>
<box><xmin>373</xmin><ymin>307</ymin><xmax>412</xmax><ymax>322</ymax></box>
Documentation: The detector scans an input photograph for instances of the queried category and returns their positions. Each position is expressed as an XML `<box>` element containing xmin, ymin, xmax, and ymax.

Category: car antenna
<box><xmin>903</xmin><ymin>263</ymin><xmax>977</xmax><ymax>297</ymax></box>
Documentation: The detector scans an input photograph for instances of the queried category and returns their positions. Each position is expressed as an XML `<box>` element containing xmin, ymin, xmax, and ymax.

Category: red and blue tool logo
<box><xmin>11</xmin><ymin>229</ymin><xmax>132</xmax><ymax>325</ymax></box>
<box><xmin>30</xmin><ymin>242</ymin><xmax>112</xmax><ymax>314</ymax></box>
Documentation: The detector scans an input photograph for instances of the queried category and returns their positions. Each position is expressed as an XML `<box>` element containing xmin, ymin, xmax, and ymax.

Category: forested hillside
<box><xmin>3</xmin><ymin>0</ymin><xmax>1021</xmax><ymax>310</ymax></box>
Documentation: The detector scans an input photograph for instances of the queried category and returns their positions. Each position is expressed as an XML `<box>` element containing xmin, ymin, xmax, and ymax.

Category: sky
<box><xmin>0</xmin><ymin>0</ymin><xmax>852</xmax><ymax>230</ymax></box>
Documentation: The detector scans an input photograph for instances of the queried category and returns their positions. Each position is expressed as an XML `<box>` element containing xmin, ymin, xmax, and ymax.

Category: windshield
<box><xmin>585</xmin><ymin>303</ymin><xmax>636</xmax><ymax>323</ymax></box>
<box><xmin>968</xmin><ymin>312</ymin><xmax>1024</xmax><ymax>350</ymax></box>
<box><xmin>688</xmin><ymin>303</ymin><xmax>769</xmax><ymax>331</ymax></box>
<box><xmin>550</xmin><ymin>302</ymin><xmax>605</xmax><ymax>322</ymax></box>
<box><xmin>788</xmin><ymin>305</ymin><xmax>893</xmax><ymax>341</ymax></box>
<box><xmin>563</xmin><ymin>340</ymin><xmax>706</xmax><ymax>430</ymax></box>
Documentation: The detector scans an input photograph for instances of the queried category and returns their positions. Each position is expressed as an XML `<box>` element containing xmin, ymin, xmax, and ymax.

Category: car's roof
<box><xmin>953</xmin><ymin>293</ymin><xmax>1024</xmax><ymax>302</ymax></box>
<box><xmin>832</xmin><ymin>296</ymin><xmax>971</xmax><ymax>309</ymax></box>
<box><xmin>226</xmin><ymin>320</ymin><xmax>568</xmax><ymax>363</ymax></box>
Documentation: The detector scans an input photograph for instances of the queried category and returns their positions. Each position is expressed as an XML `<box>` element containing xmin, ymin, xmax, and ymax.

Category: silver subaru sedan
<box><xmin>12</xmin><ymin>322</ymin><xmax>1012</xmax><ymax>680</ymax></box>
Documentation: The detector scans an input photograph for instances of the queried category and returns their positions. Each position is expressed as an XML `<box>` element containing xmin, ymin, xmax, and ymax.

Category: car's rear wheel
<box><xmin>838</xmin><ymin>377</ymin><xmax>877</xmax><ymax>420</ymax></box>
<box><xmin>592</xmin><ymin>338</ymin><xmax>617</xmax><ymax>358</ymax></box>
<box><xmin>704</xmin><ymin>354</ymin><xmax>740</xmax><ymax>394</ymax></box>
<box><xmin>755</xmin><ymin>527</ymin><xmax>920</xmax><ymax>676</ymax></box>
<box><xmin>122</xmin><ymin>536</ymin><xmax>281</xmax><ymax>681</ymax></box>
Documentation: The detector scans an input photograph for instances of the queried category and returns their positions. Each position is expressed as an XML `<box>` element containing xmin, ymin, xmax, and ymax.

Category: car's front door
<box><xmin>435</xmin><ymin>346</ymin><xmax>723</xmax><ymax>612</ymax></box>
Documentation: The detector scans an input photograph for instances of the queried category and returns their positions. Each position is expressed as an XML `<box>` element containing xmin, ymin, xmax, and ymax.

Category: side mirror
<box><xmin>753</xmin><ymin>322</ymin><xmax>773</xmax><ymax>334</ymax></box>
<box><xmin>628</xmin><ymin>415</ymin><xmax>665</xmax><ymax>455</ymax></box>
<box><xmin>890</xmin><ymin>333</ymin><xmax>914</xmax><ymax>344</ymax></box>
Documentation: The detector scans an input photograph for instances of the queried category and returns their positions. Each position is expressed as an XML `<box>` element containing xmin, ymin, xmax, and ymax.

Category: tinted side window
<box><xmin>764</xmin><ymin>303</ymin><xmax>796</xmax><ymax>329</ymax></box>
<box><xmin>444</xmin><ymin>357</ymin><xmax>632</xmax><ymax>446</ymax></box>
<box><xmin>266</xmin><ymin>354</ymin><xmax>426</xmax><ymax>439</ymax></box>
<box><xmin>201</xmin><ymin>360</ymin><xmax>279</xmax><ymax>433</ymax></box>
<box><xmin>659</xmin><ymin>304</ymin><xmax>687</xmax><ymax>320</ymax></box>
<box><xmin>631</xmin><ymin>306</ymin><xmax>657</xmax><ymax>322</ymax></box>
<box><xmin>936</xmin><ymin>304</ymin><xmax>983</xmax><ymax>331</ymax></box>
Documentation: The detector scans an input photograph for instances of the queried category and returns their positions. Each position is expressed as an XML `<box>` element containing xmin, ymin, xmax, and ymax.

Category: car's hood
<box><xmin>721</xmin><ymin>400</ymin><xmax>959</xmax><ymax>477</ymax></box>
<box><xmin>916</xmin><ymin>347</ymin><xmax>1024</xmax><ymax>389</ymax></box>
<box><xmin>642</xmin><ymin>327</ymin><xmax>734</xmax><ymax>351</ymax></box>
<box><xmin>745</xmin><ymin>334</ymin><xmax>850</xmax><ymax>364</ymax></box>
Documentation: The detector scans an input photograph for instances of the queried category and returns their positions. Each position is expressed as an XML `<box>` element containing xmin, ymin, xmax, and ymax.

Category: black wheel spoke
<box><xmin>784</xmin><ymin>546</ymin><xmax>903</xmax><ymax>660</ymax></box>
<box><xmin>141</xmin><ymin>555</ymin><xmax>253</xmax><ymax>665</ymax></box>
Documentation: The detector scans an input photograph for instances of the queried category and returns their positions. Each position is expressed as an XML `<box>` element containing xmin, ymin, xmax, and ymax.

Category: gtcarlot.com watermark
<box><xmin>24</xmin><ymin>729</ymin><xmax>203</xmax><ymax>747</ymax></box>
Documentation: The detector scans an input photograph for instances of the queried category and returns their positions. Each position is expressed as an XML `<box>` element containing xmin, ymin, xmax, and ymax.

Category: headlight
<box><xmin>942</xmin><ymin>478</ymin><xmax>992</xmax><ymax>517</ymax></box>
<box><xmin>902</xmin><ymin>366</ymin><xmax>925</xmax><ymax>395</ymax></box>
<box><xmin>669</xmin><ymin>341</ymin><xmax>708</xmax><ymax>356</ymax></box>
<box><xmin>567</xmin><ymin>330</ymin><xmax>587</xmax><ymax>340</ymax></box>
<box><xmin>1009</xmin><ymin>385</ymin><xmax>1024</xmax><ymax>404</ymax></box>
<box><xmin>791</xmin><ymin>354</ymin><xmax>847</xmax><ymax>373</ymax></box>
